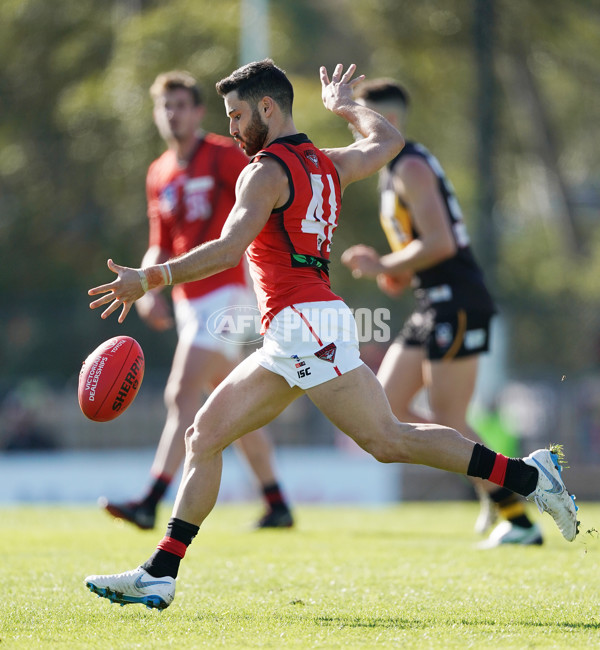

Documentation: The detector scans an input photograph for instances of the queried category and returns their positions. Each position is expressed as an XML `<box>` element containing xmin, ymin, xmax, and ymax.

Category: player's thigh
<box><xmin>306</xmin><ymin>364</ymin><xmax>398</xmax><ymax>453</ymax></box>
<box><xmin>377</xmin><ymin>342</ymin><xmax>425</xmax><ymax>416</ymax></box>
<box><xmin>190</xmin><ymin>355</ymin><xmax>302</xmax><ymax>452</ymax></box>
<box><xmin>167</xmin><ymin>339</ymin><xmax>236</xmax><ymax>396</ymax></box>
<box><xmin>425</xmin><ymin>355</ymin><xmax>479</xmax><ymax>422</ymax></box>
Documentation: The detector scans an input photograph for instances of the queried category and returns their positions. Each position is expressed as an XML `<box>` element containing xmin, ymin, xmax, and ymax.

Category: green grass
<box><xmin>1</xmin><ymin>503</ymin><xmax>599</xmax><ymax>649</ymax></box>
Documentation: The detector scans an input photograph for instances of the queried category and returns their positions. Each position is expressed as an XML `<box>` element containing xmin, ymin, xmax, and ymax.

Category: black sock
<box><xmin>503</xmin><ymin>459</ymin><xmax>538</xmax><ymax>497</ymax></box>
<box><xmin>263</xmin><ymin>482</ymin><xmax>288</xmax><ymax>512</ymax></box>
<box><xmin>489</xmin><ymin>488</ymin><xmax>533</xmax><ymax>528</ymax></box>
<box><xmin>468</xmin><ymin>444</ymin><xmax>538</xmax><ymax>497</ymax></box>
<box><xmin>141</xmin><ymin>518</ymin><xmax>199</xmax><ymax>579</ymax></box>
<box><xmin>467</xmin><ymin>443</ymin><xmax>496</xmax><ymax>479</ymax></box>
<box><xmin>140</xmin><ymin>475</ymin><xmax>171</xmax><ymax>510</ymax></box>
<box><xmin>489</xmin><ymin>487</ymin><xmax>513</xmax><ymax>503</ymax></box>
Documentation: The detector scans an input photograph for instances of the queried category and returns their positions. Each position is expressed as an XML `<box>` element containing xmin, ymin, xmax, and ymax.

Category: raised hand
<box><xmin>88</xmin><ymin>259</ymin><xmax>147</xmax><ymax>323</ymax></box>
<box><xmin>320</xmin><ymin>63</ymin><xmax>365</xmax><ymax>115</ymax></box>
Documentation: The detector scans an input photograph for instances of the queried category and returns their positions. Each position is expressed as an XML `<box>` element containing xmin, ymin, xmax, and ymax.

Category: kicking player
<box><xmin>83</xmin><ymin>61</ymin><xmax>578</xmax><ymax>610</ymax></box>
<box><xmin>100</xmin><ymin>70</ymin><xmax>293</xmax><ymax>531</ymax></box>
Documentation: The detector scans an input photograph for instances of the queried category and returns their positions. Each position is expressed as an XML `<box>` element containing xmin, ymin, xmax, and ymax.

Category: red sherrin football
<box><xmin>78</xmin><ymin>336</ymin><xmax>145</xmax><ymax>422</ymax></box>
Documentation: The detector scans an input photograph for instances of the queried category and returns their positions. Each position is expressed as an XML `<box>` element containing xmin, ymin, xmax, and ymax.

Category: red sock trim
<box><xmin>488</xmin><ymin>454</ymin><xmax>509</xmax><ymax>486</ymax></box>
<box><xmin>157</xmin><ymin>536</ymin><xmax>187</xmax><ymax>559</ymax></box>
<box><xmin>265</xmin><ymin>492</ymin><xmax>283</xmax><ymax>507</ymax></box>
<box><xmin>152</xmin><ymin>473</ymin><xmax>173</xmax><ymax>484</ymax></box>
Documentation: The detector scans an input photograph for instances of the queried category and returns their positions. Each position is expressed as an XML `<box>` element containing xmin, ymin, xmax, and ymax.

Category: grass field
<box><xmin>1</xmin><ymin>502</ymin><xmax>599</xmax><ymax>649</ymax></box>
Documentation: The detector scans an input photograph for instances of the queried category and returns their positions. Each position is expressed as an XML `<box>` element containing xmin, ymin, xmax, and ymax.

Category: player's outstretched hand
<box><xmin>320</xmin><ymin>63</ymin><xmax>365</xmax><ymax>115</ymax></box>
<box><xmin>376</xmin><ymin>271</ymin><xmax>413</xmax><ymax>297</ymax></box>
<box><xmin>88</xmin><ymin>259</ymin><xmax>146</xmax><ymax>323</ymax></box>
<box><xmin>341</xmin><ymin>244</ymin><xmax>383</xmax><ymax>279</ymax></box>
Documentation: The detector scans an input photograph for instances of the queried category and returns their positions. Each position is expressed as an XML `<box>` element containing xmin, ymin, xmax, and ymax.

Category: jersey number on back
<box><xmin>301</xmin><ymin>173</ymin><xmax>338</xmax><ymax>253</ymax></box>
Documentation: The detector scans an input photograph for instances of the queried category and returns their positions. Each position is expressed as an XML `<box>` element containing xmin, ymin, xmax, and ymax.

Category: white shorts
<box><xmin>174</xmin><ymin>284</ymin><xmax>257</xmax><ymax>361</ymax></box>
<box><xmin>250</xmin><ymin>300</ymin><xmax>363</xmax><ymax>389</ymax></box>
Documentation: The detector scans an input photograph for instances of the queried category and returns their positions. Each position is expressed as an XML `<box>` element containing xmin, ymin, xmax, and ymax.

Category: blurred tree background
<box><xmin>1</xmin><ymin>0</ymin><xmax>600</xmax><ymax>394</ymax></box>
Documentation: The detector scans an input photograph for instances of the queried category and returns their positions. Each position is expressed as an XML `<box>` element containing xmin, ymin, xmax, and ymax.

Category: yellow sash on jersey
<box><xmin>379</xmin><ymin>188</ymin><xmax>413</xmax><ymax>252</ymax></box>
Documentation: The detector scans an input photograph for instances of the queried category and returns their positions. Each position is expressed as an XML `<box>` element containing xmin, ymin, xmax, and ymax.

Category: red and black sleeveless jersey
<box><xmin>247</xmin><ymin>134</ymin><xmax>342</xmax><ymax>331</ymax></box>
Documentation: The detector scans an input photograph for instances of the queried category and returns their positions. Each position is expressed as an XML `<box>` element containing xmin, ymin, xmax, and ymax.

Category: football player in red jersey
<box><xmin>99</xmin><ymin>70</ymin><xmax>293</xmax><ymax>531</ymax></box>
<box><xmin>342</xmin><ymin>79</ymin><xmax>541</xmax><ymax>548</ymax></box>
<box><xmin>84</xmin><ymin>61</ymin><xmax>578</xmax><ymax>610</ymax></box>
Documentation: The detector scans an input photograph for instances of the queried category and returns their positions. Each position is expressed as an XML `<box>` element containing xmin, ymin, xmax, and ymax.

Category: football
<box><xmin>78</xmin><ymin>336</ymin><xmax>145</xmax><ymax>422</ymax></box>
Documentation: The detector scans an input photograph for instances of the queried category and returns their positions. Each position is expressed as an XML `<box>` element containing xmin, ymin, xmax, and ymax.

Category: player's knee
<box><xmin>364</xmin><ymin>425</ymin><xmax>412</xmax><ymax>464</ymax></box>
<box><xmin>183</xmin><ymin>424</ymin><xmax>196</xmax><ymax>451</ymax></box>
<box><xmin>184</xmin><ymin>423</ymin><xmax>221</xmax><ymax>460</ymax></box>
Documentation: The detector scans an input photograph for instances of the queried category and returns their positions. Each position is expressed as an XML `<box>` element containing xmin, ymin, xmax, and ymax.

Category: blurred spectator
<box><xmin>0</xmin><ymin>387</ymin><xmax>59</xmax><ymax>452</ymax></box>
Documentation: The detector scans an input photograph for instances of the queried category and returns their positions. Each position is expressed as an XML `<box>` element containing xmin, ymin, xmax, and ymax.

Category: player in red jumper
<box><xmin>85</xmin><ymin>61</ymin><xmax>578</xmax><ymax>610</ymax></box>
<box><xmin>99</xmin><ymin>70</ymin><xmax>293</xmax><ymax>531</ymax></box>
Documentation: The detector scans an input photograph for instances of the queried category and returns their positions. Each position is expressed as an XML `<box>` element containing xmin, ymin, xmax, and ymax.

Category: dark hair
<box><xmin>216</xmin><ymin>59</ymin><xmax>294</xmax><ymax>115</ymax></box>
<box><xmin>150</xmin><ymin>70</ymin><xmax>203</xmax><ymax>106</ymax></box>
<box><xmin>354</xmin><ymin>79</ymin><xmax>410</xmax><ymax>110</ymax></box>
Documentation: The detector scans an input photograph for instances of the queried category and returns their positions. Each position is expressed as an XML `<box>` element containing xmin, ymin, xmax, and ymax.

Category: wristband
<box><xmin>159</xmin><ymin>262</ymin><xmax>173</xmax><ymax>286</ymax></box>
<box><xmin>137</xmin><ymin>269</ymin><xmax>149</xmax><ymax>293</ymax></box>
<box><xmin>144</xmin><ymin>265</ymin><xmax>170</xmax><ymax>290</ymax></box>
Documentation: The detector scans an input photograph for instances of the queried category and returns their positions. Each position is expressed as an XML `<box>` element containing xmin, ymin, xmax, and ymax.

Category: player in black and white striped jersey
<box><xmin>342</xmin><ymin>78</ymin><xmax>540</xmax><ymax>548</ymax></box>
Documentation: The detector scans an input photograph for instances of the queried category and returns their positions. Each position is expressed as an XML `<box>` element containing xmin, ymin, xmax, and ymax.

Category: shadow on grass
<box><xmin>314</xmin><ymin>614</ymin><xmax>428</xmax><ymax>629</ymax></box>
<box><xmin>309</xmin><ymin>615</ymin><xmax>600</xmax><ymax>631</ymax></box>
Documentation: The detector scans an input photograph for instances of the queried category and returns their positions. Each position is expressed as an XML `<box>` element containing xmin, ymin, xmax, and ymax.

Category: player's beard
<box><xmin>239</xmin><ymin>107</ymin><xmax>269</xmax><ymax>157</ymax></box>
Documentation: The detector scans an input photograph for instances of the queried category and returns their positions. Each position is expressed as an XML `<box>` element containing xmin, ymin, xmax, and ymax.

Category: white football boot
<box><xmin>85</xmin><ymin>566</ymin><xmax>175</xmax><ymax>610</ymax></box>
<box><xmin>478</xmin><ymin>520</ymin><xmax>543</xmax><ymax>549</ymax></box>
<box><xmin>523</xmin><ymin>448</ymin><xmax>579</xmax><ymax>542</ymax></box>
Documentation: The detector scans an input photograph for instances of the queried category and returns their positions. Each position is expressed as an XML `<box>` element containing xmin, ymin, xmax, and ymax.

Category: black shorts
<box><xmin>396</xmin><ymin>308</ymin><xmax>494</xmax><ymax>361</ymax></box>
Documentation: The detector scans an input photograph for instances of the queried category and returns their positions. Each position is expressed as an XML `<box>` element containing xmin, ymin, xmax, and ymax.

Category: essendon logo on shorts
<box><xmin>314</xmin><ymin>342</ymin><xmax>337</xmax><ymax>363</ymax></box>
<box><xmin>304</xmin><ymin>150</ymin><xmax>319</xmax><ymax>167</ymax></box>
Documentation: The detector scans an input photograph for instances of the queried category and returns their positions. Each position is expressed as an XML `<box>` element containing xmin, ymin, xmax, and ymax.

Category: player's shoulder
<box><xmin>147</xmin><ymin>149</ymin><xmax>176</xmax><ymax>182</ymax></box>
<box><xmin>204</xmin><ymin>132</ymin><xmax>248</xmax><ymax>165</ymax></box>
<box><xmin>244</xmin><ymin>154</ymin><xmax>288</xmax><ymax>181</ymax></box>
<box><xmin>149</xmin><ymin>148</ymin><xmax>175</xmax><ymax>168</ymax></box>
<box><xmin>233</xmin><ymin>156</ymin><xmax>288</xmax><ymax>204</ymax></box>
<box><xmin>204</xmin><ymin>132</ymin><xmax>243</xmax><ymax>152</ymax></box>
<box><xmin>252</xmin><ymin>141</ymin><xmax>318</xmax><ymax>183</ymax></box>
<box><xmin>204</xmin><ymin>132</ymin><xmax>232</xmax><ymax>147</ymax></box>
<box><xmin>393</xmin><ymin>143</ymin><xmax>435</xmax><ymax>179</ymax></box>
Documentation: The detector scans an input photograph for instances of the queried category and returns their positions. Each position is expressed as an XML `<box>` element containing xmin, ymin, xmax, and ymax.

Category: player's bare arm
<box><xmin>377</xmin><ymin>156</ymin><xmax>456</xmax><ymax>273</ymax></box>
<box><xmin>320</xmin><ymin>63</ymin><xmax>404</xmax><ymax>189</ymax></box>
<box><xmin>88</xmin><ymin>159</ymin><xmax>286</xmax><ymax>323</ymax></box>
<box><xmin>341</xmin><ymin>157</ymin><xmax>456</xmax><ymax>279</ymax></box>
